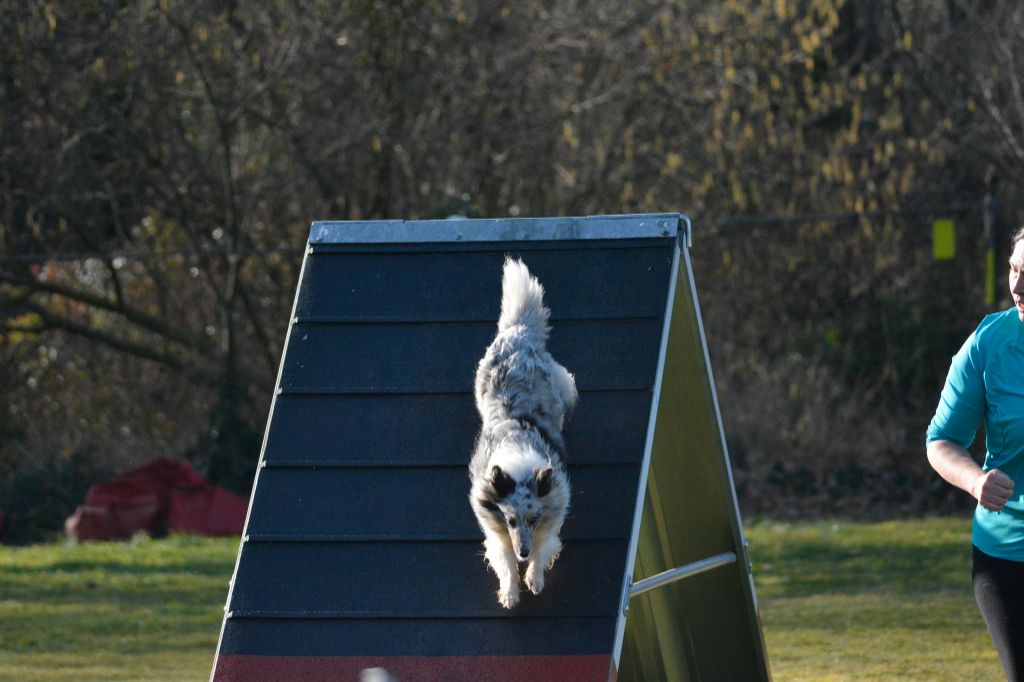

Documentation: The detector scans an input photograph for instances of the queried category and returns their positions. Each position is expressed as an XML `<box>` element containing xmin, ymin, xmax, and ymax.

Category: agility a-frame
<box><xmin>212</xmin><ymin>213</ymin><xmax>770</xmax><ymax>681</ymax></box>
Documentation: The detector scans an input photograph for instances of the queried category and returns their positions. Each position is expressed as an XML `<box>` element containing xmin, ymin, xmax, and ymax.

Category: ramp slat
<box><xmin>280</xmin><ymin>319</ymin><xmax>662</xmax><ymax>392</ymax></box>
<box><xmin>244</xmin><ymin>466</ymin><xmax>639</xmax><ymax>540</ymax></box>
<box><xmin>262</xmin><ymin>391</ymin><xmax>650</xmax><ymax>467</ymax></box>
<box><xmin>228</xmin><ymin>540</ymin><xmax>627</xmax><ymax>618</ymax></box>
<box><xmin>214</xmin><ymin>653</ymin><xmax>612</xmax><ymax>682</ymax></box>
<box><xmin>296</xmin><ymin>247</ymin><xmax>672</xmax><ymax>321</ymax></box>
<box><xmin>218</xmin><ymin>617</ymin><xmax>614</xmax><ymax>656</ymax></box>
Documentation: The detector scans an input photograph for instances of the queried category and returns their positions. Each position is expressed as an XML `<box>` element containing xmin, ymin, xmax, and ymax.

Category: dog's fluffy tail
<box><xmin>498</xmin><ymin>258</ymin><xmax>550</xmax><ymax>342</ymax></box>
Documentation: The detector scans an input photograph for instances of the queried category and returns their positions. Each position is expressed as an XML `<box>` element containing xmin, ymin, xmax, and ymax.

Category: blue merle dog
<box><xmin>469</xmin><ymin>258</ymin><xmax>577</xmax><ymax>608</ymax></box>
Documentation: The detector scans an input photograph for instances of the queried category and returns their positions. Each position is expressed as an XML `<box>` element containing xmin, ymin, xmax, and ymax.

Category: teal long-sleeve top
<box><xmin>927</xmin><ymin>308</ymin><xmax>1024</xmax><ymax>561</ymax></box>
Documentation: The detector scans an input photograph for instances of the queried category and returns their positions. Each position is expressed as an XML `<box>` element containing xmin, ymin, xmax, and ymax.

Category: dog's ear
<box><xmin>535</xmin><ymin>467</ymin><xmax>553</xmax><ymax>497</ymax></box>
<box><xmin>490</xmin><ymin>465</ymin><xmax>515</xmax><ymax>498</ymax></box>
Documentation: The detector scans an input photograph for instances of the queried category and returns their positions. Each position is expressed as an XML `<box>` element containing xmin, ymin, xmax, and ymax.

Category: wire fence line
<box><xmin>707</xmin><ymin>201</ymin><xmax>984</xmax><ymax>231</ymax></box>
<box><xmin>0</xmin><ymin>201</ymin><xmax>1005</xmax><ymax>265</ymax></box>
<box><xmin>0</xmin><ymin>244</ymin><xmax>306</xmax><ymax>265</ymax></box>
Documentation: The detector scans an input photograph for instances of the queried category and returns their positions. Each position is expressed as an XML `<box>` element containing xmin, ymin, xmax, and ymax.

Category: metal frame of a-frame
<box><xmin>615</xmin><ymin>217</ymin><xmax>769</xmax><ymax>680</ymax></box>
<box><xmin>211</xmin><ymin>213</ymin><xmax>770</xmax><ymax>681</ymax></box>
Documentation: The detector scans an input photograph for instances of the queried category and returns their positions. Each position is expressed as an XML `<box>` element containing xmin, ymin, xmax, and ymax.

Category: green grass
<box><xmin>0</xmin><ymin>519</ymin><xmax>1003</xmax><ymax>680</ymax></box>
<box><xmin>746</xmin><ymin>518</ymin><xmax>1002</xmax><ymax>680</ymax></box>
<box><xmin>0</xmin><ymin>534</ymin><xmax>239</xmax><ymax>681</ymax></box>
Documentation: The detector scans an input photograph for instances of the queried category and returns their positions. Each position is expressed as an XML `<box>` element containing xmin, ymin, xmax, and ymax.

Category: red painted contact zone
<box><xmin>213</xmin><ymin>654</ymin><xmax>612</xmax><ymax>681</ymax></box>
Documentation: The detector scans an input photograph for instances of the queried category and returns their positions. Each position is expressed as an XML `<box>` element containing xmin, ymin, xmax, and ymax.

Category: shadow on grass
<box><xmin>0</xmin><ymin>539</ymin><xmax>237</xmax><ymax>607</ymax></box>
<box><xmin>748</xmin><ymin>521</ymin><xmax>973</xmax><ymax>599</ymax></box>
<box><xmin>7</xmin><ymin>556</ymin><xmax>232</xmax><ymax>577</ymax></box>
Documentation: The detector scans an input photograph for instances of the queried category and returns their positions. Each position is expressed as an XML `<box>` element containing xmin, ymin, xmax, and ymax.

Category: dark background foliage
<box><xmin>3</xmin><ymin>0</ymin><xmax>1023</xmax><ymax>540</ymax></box>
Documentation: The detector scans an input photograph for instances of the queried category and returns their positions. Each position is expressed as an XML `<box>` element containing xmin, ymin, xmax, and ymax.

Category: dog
<box><xmin>469</xmin><ymin>257</ymin><xmax>577</xmax><ymax>609</ymax></box>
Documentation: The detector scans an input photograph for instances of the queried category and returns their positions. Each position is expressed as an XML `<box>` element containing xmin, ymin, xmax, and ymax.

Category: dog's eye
<box><xmin>528</xmin><ymin>516</ymin><xmax>540</xmax><ymax>526</ymax></box>
<box><xmin>507</xmin><ymin>517</ymin><xmax>518</xmax><ymax>528</ymax></box>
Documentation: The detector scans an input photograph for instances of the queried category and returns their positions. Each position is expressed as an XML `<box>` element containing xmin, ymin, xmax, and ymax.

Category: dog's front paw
<box><xmin>525</xmin><ymin>564</ymin><xmax>545</xmax><ymax>595</ymax></box>
<box><xmin>497</xmin><ymin>585</ymin><xmax>520</xmax><ymax>609</ymax></box>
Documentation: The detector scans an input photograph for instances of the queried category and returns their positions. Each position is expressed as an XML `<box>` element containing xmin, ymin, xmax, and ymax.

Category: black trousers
<box><xmin>974</xmin><ymin>545</ymin><xmax>1024</xmax><ymax>681</ymax></box>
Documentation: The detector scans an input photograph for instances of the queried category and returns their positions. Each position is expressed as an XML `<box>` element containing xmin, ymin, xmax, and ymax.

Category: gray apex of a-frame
<box><xmin>309</xmin><ymin>213</ymin><xmax>685</xmax><ymax>244</ymax></box>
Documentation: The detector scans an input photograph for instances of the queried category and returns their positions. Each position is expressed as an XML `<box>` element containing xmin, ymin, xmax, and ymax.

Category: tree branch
<box><xmin>0</xmin><ymin>271</ymin><xmax>214</xmax><ymax>355</ymax></box>
<box><xmin>12</xmin><ymin>299</ymin><xmax>201</xmax><ymax>378</ymax></box>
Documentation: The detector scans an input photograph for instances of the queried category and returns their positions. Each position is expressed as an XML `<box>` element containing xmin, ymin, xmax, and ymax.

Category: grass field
<box><xmin>746</xmin><ymin>518</ymin><xmax>1002</xmax><ymax>681</ymax></box>
<box><xmin>0</xmin><ymin>518</ymin><xmax>1004</xmax><ymax>680</ymax></box>
<box><xmin>0</xmin><ymin>534</ymin><xmax>238</xmax><ymax>681</ymax></box>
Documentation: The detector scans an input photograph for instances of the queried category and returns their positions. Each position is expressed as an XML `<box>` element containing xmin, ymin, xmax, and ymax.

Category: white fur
<box><xmin>468</xmin><ymin>258</ymin><xmax>577</xmax><ymax>608</ymax></box>
<box><xmin>498</xmin><ymin>258</ymin><xmax>550</xmax><ymax>342</ymax></box>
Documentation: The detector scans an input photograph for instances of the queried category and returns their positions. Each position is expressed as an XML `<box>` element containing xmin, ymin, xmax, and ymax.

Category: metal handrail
<box><xmin>629</xmin><ymin>551</ymin><xmax>737</xmax><ymax>598</ymax></box>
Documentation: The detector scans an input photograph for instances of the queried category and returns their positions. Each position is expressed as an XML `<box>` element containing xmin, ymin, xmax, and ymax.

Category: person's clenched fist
<box><xmin>973</xmin><ymin>469</ymin><xmax>1015</xmax><ymax>512</ymax></box>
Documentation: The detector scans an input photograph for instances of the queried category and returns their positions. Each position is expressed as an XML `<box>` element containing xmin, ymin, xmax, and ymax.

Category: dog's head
<box><xmin>480</xmin><ymin>462</ymin><xmax>563</xmax><ymax>561</ymax></box>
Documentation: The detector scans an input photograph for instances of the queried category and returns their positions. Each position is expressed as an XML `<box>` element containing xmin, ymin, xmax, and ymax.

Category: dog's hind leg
<box><xmin>524</xmin><ymin>531</ymin><xmax>563</xmax><ymax>595</ymax></box>
<box><xmin>551</xmin><ymin>362</ymin><xmax>578</xmax><ymax>428</ymax></box>
<box><xmin>484</xmin><ymin>534</ymin><xmax>520</xmax><ymax>608</ymax></box>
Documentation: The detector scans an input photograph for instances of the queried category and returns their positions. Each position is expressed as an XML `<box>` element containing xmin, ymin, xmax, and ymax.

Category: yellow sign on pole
<box><xmin>933</xmin><ymin>218</ymin><xmax>956</xmax><ymax>261</ymax></box>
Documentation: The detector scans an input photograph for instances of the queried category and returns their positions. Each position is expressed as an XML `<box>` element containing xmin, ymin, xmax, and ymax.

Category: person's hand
<box><xmin>972</xmin><ymin>469</ymin><xmax>1015</xmax><ymax>511</ymax></box>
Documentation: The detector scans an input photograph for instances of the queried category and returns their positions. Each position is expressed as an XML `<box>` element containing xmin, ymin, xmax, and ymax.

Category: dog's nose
<box><xmin>518</xmin><ymin>548</ymin><xmax>530</xmax><ymax>559</ymax></box>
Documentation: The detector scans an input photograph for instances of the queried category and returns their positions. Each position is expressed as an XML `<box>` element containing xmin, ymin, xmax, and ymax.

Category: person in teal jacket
<box><xmin>928</xmin><ymin>226</ymin><xmax>1024</xmax><ymax>680</ymax></box>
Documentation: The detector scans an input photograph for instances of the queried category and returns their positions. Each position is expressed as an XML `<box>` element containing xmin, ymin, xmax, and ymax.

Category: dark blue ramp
<box><xmin>212</xmin><ymin>214</ymin><xmax>769</xmax><ymax>681</ymax></box>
